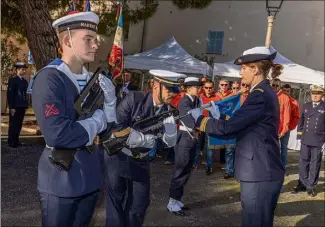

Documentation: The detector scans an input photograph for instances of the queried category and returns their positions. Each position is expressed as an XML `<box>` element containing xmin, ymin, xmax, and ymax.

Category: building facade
<box><xmin>95</xmin><ymin>1</ymin><xmax>324</xmax><ymax>72</ymax></box>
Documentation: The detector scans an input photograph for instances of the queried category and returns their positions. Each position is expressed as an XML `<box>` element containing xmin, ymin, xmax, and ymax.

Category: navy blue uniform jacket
<box><xmin>7</xmin><ymin>75</ymin><xmax>29</xmax><ymax>109</ymax></box>
<box><xmin>297</xmin><ymin>101</ymin><xmax>325</xmax><ymax>147</ymax></box>
<box><xmin>32</xmin><ymin>59</ymin><xmax>103</xmax><ymax>197</ymax></box>
<box><xmin>196</xmin><ymin>80</ymin><xmax>285</xmax><ymax>181</ymax></box>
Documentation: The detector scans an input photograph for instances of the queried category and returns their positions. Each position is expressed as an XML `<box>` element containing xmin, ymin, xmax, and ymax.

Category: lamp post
<box><xmin>265</xmin><ymin>0</ymin><xmax>284</xmax><ymax>48</ymax></box>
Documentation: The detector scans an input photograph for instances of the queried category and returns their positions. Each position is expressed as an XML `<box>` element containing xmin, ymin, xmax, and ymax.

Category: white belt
<box><xmin>121</xmin><ymin>147</ymin><xmax>149</xmax><ymax>159</ymax></box>
<box><xmin>179</xmin><ymin>125</ymin><xmax>193</xmax><ymax>133</ymax></box>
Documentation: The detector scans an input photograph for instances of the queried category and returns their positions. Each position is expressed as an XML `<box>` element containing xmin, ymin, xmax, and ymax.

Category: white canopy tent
<box><xmin>213</xmin><ymin>46</ymin><xmax>324</xmax><ymax>87</ymax></box>
<box><xmin>125</xmin><ymin>37</ymin><xmax>213</xmax><ymax>77</ymax></box>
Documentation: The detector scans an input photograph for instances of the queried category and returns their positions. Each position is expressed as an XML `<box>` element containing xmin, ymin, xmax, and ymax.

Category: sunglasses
<box><xmin>241</xmin><ymin>83</ymin><xmax>249</xmax><ymax>88</ymax></box>
<box><xmin>272</xmin><ymin>84</ymin><xmax>280</xmax><ymax>88</ymax></box>
<box><xmin>232</xmin><ymin>87</ymin><xmax>240</xmax><ymax>90</ymax></box>
<box><xmin>204</xmin><ymin>87</ymin><xmax>213</xmax><ymax>90</ymax></box>
<box><xmin>220</xmin><ymin>84</ymin><xmax>228</xmax><ymax>86</ymax></box>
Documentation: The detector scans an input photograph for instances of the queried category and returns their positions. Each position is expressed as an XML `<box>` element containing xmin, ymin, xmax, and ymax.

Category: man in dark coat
<box><xmin>7</xmin><ymin>62</ymin><xmax>29</xmax><ymax>148</ymax></box>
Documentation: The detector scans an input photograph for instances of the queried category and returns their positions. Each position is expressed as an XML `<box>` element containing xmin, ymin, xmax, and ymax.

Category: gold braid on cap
<box><xmin>154</xmin><ymin>76</ymin><xmax>181</xmax><ymax>86</ymax></box>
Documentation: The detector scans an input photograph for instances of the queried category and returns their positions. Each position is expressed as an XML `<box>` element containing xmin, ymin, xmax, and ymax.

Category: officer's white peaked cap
<box><xmin>310</xmin><ymin>84</ymin><xmax>324</xmax><ymax>93</ymax></box>
<box><xmin>149</xmin><ymin>70</ymin><xmax>187</xmax><ymax>85</ymax></box>
<box><xmin>234</xmin><ymin>46</ymin><xmax>277</xmax><ymax>65</ymax></box>
<box><xmin>183</xmin><ymin>77</ymin><xmax>202</xmax><ymax>86</ymax></box>
<box><xmin>52</xmin><ymin>11</ymin><xmax>99</xmax><ymax>33</ymax></box>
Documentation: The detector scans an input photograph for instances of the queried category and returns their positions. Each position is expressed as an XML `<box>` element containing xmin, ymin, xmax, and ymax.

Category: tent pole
<box><xmin>141</xmin><ymin>73</ymin><xmax>145</xmax><ymax>90</ymax></box>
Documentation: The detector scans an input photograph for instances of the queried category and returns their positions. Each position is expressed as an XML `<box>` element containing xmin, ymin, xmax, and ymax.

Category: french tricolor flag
<box><xmin>108</xmin><ymin>3</ymin><xmax>123</xmax><ymax>80</ymax></box>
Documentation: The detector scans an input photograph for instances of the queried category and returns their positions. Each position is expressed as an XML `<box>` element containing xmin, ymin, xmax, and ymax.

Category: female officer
<box><xmin>190</xmin><ymin>46</ymin><xmax>285</xmax><ymax>227</ymax></box>
<box><xmin>167</xmin><ymin>77</ymin><xmax>202</xmax><ymax>216</ymax></box>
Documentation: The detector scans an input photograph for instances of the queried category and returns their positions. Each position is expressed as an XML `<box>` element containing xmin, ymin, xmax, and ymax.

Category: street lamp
<box><xmin>265</xmin><ymin>0</ymin><xmax>284</xmax><ymax>48</ymax></box>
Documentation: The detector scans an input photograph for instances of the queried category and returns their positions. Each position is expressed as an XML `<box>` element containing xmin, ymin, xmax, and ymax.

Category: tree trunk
<box><xmin>18</xmin><ymin>0</ymin><xmax>59</xmax><ymax>70</ymax></box>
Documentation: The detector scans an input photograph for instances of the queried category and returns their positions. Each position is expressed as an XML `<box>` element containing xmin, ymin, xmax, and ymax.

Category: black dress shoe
<box><xmin>291</xmin><ymin>181</ymin><xmax>307</xmax><ymax>194</ymax></box>
<box><xmin>8</xmin><ymin>143</ymin><xmax>18</xmax><ymax>148</ymax></box>
<box><xmin>171</xmin><ymin>209</ymin><xmax>187</xmax><ymax>216</ymax></box>
<box><xmin>181</xmin><ymin>205</ymin><xmax>189</xmax><ymax>210</ymax></box>
<box><xmin>16</xmin><ymin>142</ymin><xmax>25</xmax><ymax>146</ymax></box>
<box><xmin>307</xmin><ymin>189</ymin><xmax>317</xmax><ymax>197</ymax></box>
<box><xmin>206</xmin><ymin>167</ymin><xmax>212</xmax><ymax>175</ymax></box>
<box><xmin>224</xmin><ymin>173</ymin><xmax>233</xmax><ymax>179</ymax></box>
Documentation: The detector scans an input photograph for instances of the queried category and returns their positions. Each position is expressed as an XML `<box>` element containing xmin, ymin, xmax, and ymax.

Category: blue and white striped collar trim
<box><xmin>45</xmin><ymin>58</ymin><xmax>90</xmax><ymax>94</ymax></box>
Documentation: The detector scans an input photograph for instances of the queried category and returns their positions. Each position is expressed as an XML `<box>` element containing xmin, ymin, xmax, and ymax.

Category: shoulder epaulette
<box><xmin>252</xmin><ymin>88</ymin><xmax>264</xmax><ymax>93</ymax></box>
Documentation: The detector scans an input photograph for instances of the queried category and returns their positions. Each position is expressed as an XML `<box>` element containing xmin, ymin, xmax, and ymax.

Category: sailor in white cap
<box><xmin>103</xmin><ymin>69</ymin><xmax>186</xmax><ymax>227</ymax></box>
<box><xmin>7</xmin><ymin>62</ymin><xmax>29</xmax><ymax>148</ymax></box>
<box><xmin>189</xmin><ymin>46</ymin><xmax>285</xmax><ymax>227</ymax></box>
<box><xmin>293</xmin><ymin>84</ymin><xmax>324</xmax><ymax>196</ymax></box>
<box><xmin>31</xmin><ymin>11</ymin><xmax>116</xmax><ymax>226</ymax></box>
<box><xmin>166</xmin><ymin>76</ymin><xmax>203</xmax><ymax>216</ymax></box>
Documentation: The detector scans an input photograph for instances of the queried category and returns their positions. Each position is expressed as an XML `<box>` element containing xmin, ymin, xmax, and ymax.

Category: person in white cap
<box><xmin>292</xmin><ymin>84</ymin><xmax>325</xmax><ymax>197</ymax></box>
<box><xmin>7</xmin><ymin>62</ymin><xmax>29</xmax><ymax>148</ymax></box>
<box><xmin>103</xmin><ymin>69</ymin><xmax>186</xmax><ymax>227</ymax></box>
<box><xmin>31</xmin><ymin>11</ymin><xmax>117</xmax><ymax>226</ymax></box>
<box><xmin>189</xmin><ymin>46</ymin><xmax>285</xmax><ymax>227</ymax></box>
<box><xmin>166</xmin><ymin>76</ymin><xmax>203</xmax><ymax>216</ymax></box>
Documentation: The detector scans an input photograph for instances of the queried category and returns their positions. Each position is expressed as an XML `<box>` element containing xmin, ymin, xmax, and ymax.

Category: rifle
<box><xmin>102</xmin><ymin>103</ymin><xmax>212</xmax><ymax>157</ymax></box>
<box><xmin>48</xmin><ymin>66</ymin><xmax>115</xmax><ymax>171</ymax></box>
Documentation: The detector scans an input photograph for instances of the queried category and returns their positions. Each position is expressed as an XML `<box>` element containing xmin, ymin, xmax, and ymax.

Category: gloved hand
<box><xmin>92</xmin><ymin>109</ymin><xmax>107</xmax><ymax>133</ymax></box>
<box><xmin>189</xmin><ymin>108</ymin><xmax>202</xmax><ymax>122</ymax></box>
<box><xmin>126</xmin><ymin>129</ymin><xmax>157</xmax><ymax>149</ymax></box>
<box><xmin>206</xmin><ymin>101</ymin><xmax>220</xmax><ymax>119</ymax></box>
<box><xmin>322</xmin><ymin>143</ymin><xmax>325</xmax><ymax>152</ymax></box>
<box><xmin>163</xmin><ymin>116</ymin><xmax>177</xmax><ymax>136</ymax></box>
<box><xmin>99</xmin><ymin>74</ymin><xmax>117</xmax><ymax>123</ymax></box>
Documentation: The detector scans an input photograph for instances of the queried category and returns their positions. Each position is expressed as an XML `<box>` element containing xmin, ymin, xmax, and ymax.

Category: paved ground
<box><xmin>1</xmin><ymin>137</ymin><xmax>324</xmax><ymax>226</ymax></box>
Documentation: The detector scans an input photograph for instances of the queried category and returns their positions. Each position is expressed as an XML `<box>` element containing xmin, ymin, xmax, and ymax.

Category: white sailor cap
<box><xmin>149</xmin><ymin>69</ymin><xmax>187</xmax><ymax>93</ymax></box>
<box><xmin>183</xmin><ymin>77</ymin><xmax>202</xmax><ymax>86</ymax></box>
<box><xmin>234</xmin><ymin>46</ymin><xmax>277</xmax><ymax>65</ymax></box>
<box><xmin>310</xmin><ymin>84</ymin><xmax>324</xmax><ymax>93</ymax></box>
<box><xmin>14</xmin><ymin>62</ymin><xmax>27</xmax><ymax>68</ymax></box>
<box><xmin>52</xmin><ymin>11</ymin><xmax>99</xmax><ymax>33</ymax></box>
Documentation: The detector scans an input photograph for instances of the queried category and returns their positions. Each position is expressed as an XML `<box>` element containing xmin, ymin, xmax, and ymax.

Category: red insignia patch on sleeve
<box><xmin>45</xmin><ymin>104</ymin><xmax>60</xmax><ymax>117</ymax></box>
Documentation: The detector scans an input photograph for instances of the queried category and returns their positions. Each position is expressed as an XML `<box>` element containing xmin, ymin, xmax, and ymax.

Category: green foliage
<box><xmin>1</xmin><ymin>35</ymin><xmax>22</xmax><ymax>84</ymax></box>
<box><xmin>172</xmin><ymin>0</ymin><xmax>213</xmax><ymax>10</ymax></box>
<box><xmin>194</xmin><ymin>53</ymin><xmax>215</xmax><ymax>67</ymax></box>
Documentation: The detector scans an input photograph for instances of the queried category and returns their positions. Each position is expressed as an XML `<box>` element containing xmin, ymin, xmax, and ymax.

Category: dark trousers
<box><xmin>240</xmin><ymin>180</ymin><xmax>283</xmax><ymax>227</ymax></box>
<box><xmin>39</xmin><ymin>190</ymin><xmax>99</xmax><ymax>227</ymax></box>
<box><xmin>104</xmin><ymin>154</ymin><xmax>150</xmax><ymax>227</ymax></box>
<box><xmin>169</xmin><ymin>132</ymin><xmax>197</xmax><ymax>200</ymax></box>
<box><xmin>299</xmin><ymin>144</ymin><xmax>323</xmax><ymax>190</ymax></box>
<box><xmin>8</xmin><ymin>107</ymin><xmax>26</xmax><ymax>145</ymax></box>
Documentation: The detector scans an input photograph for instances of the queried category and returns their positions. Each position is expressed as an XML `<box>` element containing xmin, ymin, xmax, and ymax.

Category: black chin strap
<box><xmin>158</xmin><ymin>82</ymin><xmax>164</xmax><ymax>104</ymax></box>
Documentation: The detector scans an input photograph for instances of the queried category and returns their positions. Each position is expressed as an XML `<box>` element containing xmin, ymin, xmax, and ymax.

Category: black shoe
<box><xmin>16</xmin><ymin>142</ymin><xmax>25</xmax><ymax>146</ymax></box>
<box><xmin>291</xmin><ymin>181</ymin><xmax>306</xmax><ymax>194</ymax></box>
<box><xmin>206</xmin><ymin>167</ymin><xmax>212</xmax><ymax>175</ymax></box>
<box><xmin>307</xmin><ymin>189</ymin><xmax>317</xmax><ymax>197</ymax></box>
<box><xmin>224</xmin><ymin>173</ymin><xmax>233</xmax><ymax>179</ymax></box>
<box><xmin>169</xmin><ymin>209</ymin><xmax>187</xmax><ymax>216</ymax></box>
<box><xmin>8</xmin><ymin>143</ymin><xmax>18</xmax><ymax>148</ymax></box>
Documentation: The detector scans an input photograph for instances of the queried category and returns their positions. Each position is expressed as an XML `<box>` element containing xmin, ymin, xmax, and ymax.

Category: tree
<box><xmin>1</xmin><ymin>0</ymin><xmax>213</xmax><ymax>70</ymax></box>
<box><xmin>1</xmin><ymin>0</ymin><xmax>159</xmax><ymax>70</ymax></box>
<box><xmin>1</xmin><ymin>35</ymin><xmax>22</xmax><ymax>84</ymax></box>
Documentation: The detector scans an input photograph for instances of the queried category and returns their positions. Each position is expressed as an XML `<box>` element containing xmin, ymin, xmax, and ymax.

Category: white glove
<box><xmin>77</xmin><ymin>109</ymin><xmax>107</xmax><ymax>146</ymax></box>
<box><xmin>99</xmin><ymin>74</ymin><xmax>117</xmax><ymax>123</ymax></box>
<box><xmin>188</xmin><ymin>108</ymin><xmax>202</xmax><ymax>122</ymax></box>
<box><xmin>162</xmin><ymin>116</ymin><xmax>177</xmax><ymax>147</ymax></box>
<box><xmin>206</xmin><ymin>101</ymin><xmax>220</xmax><ymax>119</ymax></box>
<box><xmin>163</xmin><ymin>116</ymin><xmax>177</xmax><ymax>136</ymax></box>
<box><xmin>126</xmin><ymin>129</ymin><xmax>157</xmax><ymax>149</ymax></box>
<box><xmin>91</xmin><ymin>109</ymin><xmax>107</xmax><ymax>133</ymax></box>
<box><xmin>322</xmin><ymin>143</ymin><xmax>325</xmax><ymax>152</ymax></box>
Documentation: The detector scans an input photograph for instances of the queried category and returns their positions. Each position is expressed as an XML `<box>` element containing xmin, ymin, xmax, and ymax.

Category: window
<box><xmin>206</xmin><ymin>31</ymin><xmax>224</xmax><ymax>55</ymax></box>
